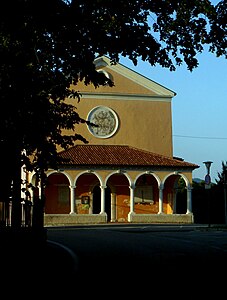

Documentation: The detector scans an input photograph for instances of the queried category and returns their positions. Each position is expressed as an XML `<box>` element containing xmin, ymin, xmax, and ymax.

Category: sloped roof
<box><xmin>57</xmin><ymin>145</ymin><xmax>199</xmax><ymax>169</ymax></box>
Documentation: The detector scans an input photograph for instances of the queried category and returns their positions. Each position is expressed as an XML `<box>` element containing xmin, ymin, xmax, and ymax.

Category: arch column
<box><xmin>69</xmin><ymin>185</ymin><xmax>76</xmax><ymax>214</ymax></box>
<box><xmin>158</xmin><ymin>184</ymin><xmax>164</xmax><ymax>214</ymax></box>
<box><xmin>128</xmin><ymin>184</ymin><xmax>136</xmax><ymax>221</ymax></box>
<box><xmin>100</xmin><ymin>185</ymin><xmax>106</xmax><ymax>214</ymax></box>
<box><xmin>110</xmin><ymin>192</ymin><xmax>117</xmax><ymax>222</ymax></box>
<box><xmin>186</xmin><ymin>186</ymin><xmax>192</xmax><ymax>214</ymax></box>
<box><xmin>36</xmin><ymin>181</ymin><xmax>42</xmax><ymax>200</ymax></box>
<box><xmin>129</xmin><ymin>184</ymin><xmax>135</xmax><ymax>213</ymax></box>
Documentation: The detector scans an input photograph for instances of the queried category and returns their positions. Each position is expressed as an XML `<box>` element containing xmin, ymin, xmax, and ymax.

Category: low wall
<box><xmin>44</xmin><ymin>213</ymin><xmax>107</xmax><ymax>226</ymax></box>
<box><xmin>128</xmin><ymin>213</ymin><xmax>194</xmax><ymax>224</ymax></box>
<box><xmin>44</xmin><ymin>212</ymin><xmax>194</xmax><ymax>226</ymax></box>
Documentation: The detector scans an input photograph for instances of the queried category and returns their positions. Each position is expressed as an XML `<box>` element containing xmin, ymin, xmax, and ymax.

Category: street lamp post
<box><xmin>203</xmin><ymin>161</ymin><xmax>213</xmax><ymax>227</ymax></box>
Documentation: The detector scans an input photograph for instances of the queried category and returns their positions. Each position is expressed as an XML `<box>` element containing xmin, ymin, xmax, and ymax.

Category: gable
<box><xmin>75</xmin><ymin>56</ymin><xmax>176</xmax><ymax>100</ymax></box>
<box><xmin>65</xmin><ymin>56</ymin><xmax>175</xmax><ymax>157</ymax></box>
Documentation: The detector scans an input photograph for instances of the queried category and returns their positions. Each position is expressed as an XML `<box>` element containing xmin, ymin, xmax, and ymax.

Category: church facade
<box><xmin>28</xmin><ymin>56</ymin><xmax>199</xmax><ymax>225</ymax></box>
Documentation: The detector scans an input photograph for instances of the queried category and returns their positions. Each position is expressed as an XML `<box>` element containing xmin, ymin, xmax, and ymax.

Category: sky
<box><xmin>120</xmin><ymin>51</ymin><xmax>227</xmax><ymax>182</ymax></box>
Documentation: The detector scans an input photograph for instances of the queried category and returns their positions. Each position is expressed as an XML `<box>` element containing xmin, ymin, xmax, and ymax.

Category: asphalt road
<box><xmin>1</xmin><ymin>224</ymin><xmax>226</xmax><ymax>297</ymax></box>
<box><xmin>45</xmin><ymin>224</ymin><xmax>227</xmax><ymax>297</ymax></box>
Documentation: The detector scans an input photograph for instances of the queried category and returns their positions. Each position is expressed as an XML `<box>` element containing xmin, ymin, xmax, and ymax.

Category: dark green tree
<box><xmin>215</xmin><ymin>161</ymin><xmax>227</xmax><ymax>185</ymax></box>
<box><xmin>214</xmin><ymin>161</ymin><xmax>227</xmax><ymax>224</ymax></box>
<box><xmin>0</xmin><ymin>0</ymin><xmax>226</xmax><ymax>228</ymax></box>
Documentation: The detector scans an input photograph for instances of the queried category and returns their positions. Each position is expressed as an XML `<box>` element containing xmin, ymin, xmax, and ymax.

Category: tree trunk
<box><xmin>10</xmin><ymin>147</ymin><xmax>22</xmax><ymax>229</ymax></box>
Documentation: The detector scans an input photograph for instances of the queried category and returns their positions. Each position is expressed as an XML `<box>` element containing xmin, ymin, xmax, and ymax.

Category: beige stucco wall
<box><xmin>75</xmin><ymin>67</ymin><xmax>159</xmax><ymax>95</ymax></box>
<box><xmin>64</xmin><ymin>98</ymin><xmax>172</xmax><ymax>156</ymax></box>
<box><xmin>62</xmin><ymin>62</ymin><xmax>174</xmax><ymax>157</ymax></box>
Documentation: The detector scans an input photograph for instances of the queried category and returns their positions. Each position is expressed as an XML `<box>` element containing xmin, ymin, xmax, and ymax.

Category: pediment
<box><xmin>75</xmin><ymin>56</ymin><xmax>176</xmax><ymax>100</ymax></box>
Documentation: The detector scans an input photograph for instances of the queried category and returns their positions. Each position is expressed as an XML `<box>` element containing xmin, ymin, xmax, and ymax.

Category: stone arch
<box><xmin>44</xmin><ymin>172</ymin><xmax>71</xmax><ymax>214</ymax></box>
<box><xmin>46</xmin><ymin>170</ymin><xmax>74</xmax><ymax>186</ymax></box>
<box><xmin>133</xmin><ymin>172</ymin><xmax>160</xmax><ymax>214</ymax></box>
<box><xmin>162</xmin><ymin>172</ymin><xmax>191</xmax><ymax>188</ymax></box>
<box><xmin>134</xmin><ymin>171</ymin><xmax>161</xmax><ymax>187</ymax></box>
<box><xmin>74</xmin><ymin>170</ymin><xmax>103</xmax><ymax>187</ymax></box>
<box><xmin>162</xmin><ymin>172</ymin><xmax>191</xmax><ymax>214</ymax></box>
<box><xmin>105</xmin><ymin>171</ymin><xmax>132</xmax><ymax>222</ymax></box>
<box><xmin>74</xmin><ymin>172</ymin><xmax>101</xmax><ymax>215</ymax></box>
<box><xmin>105</xmin><ymin>170</ymin><xmax>132</xmax><ymax>186</ymax></box>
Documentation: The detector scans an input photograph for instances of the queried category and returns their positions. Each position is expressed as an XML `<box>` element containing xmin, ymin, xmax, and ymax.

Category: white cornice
<box><xmin>80</xmin><ymin>92</ymin><xmax>172</xmax><ymax>102</ymax></box>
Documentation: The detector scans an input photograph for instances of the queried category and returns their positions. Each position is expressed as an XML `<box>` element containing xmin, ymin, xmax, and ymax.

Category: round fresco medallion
<box><xmin>87</xmin><ymin>106</ymin><xmax>119</xmax><ymax>138</ymax></box>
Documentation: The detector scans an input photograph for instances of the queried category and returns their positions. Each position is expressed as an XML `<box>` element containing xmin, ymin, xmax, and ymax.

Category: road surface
<box><xmin>46</xmin><ymin>224</ymin><xmax>227</xmax><ymax>297</ymax></box>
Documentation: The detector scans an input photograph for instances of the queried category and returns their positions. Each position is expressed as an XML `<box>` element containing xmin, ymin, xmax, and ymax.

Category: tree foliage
<box><xmin>215</xmin><ymin>161</ymin><xmax>227</xmax><ymax>185</ymax></box>
<box><xmin>0</xmin><ymin>0</ymin><xmax>227</xmax><ymax>226</ymax></box>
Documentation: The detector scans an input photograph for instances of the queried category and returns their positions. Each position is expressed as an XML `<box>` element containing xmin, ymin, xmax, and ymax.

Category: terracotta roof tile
<box><xmin>58</xmin><ymin>145</ymin><xmax>199</xmax><ymax>169</ymax></box>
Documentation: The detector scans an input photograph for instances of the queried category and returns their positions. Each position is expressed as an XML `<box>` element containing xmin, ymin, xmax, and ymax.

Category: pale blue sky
<box><xmin>120</xmin><ymin>51</ymin><xmax>227</xmax><ymax>182</ymax></box>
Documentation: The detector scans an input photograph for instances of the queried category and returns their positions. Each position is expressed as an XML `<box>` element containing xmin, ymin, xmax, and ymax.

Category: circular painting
<box><xmin>87</xmin><ymin>106</ymin><xmax>119</xmax><ymax>138</ymax></box>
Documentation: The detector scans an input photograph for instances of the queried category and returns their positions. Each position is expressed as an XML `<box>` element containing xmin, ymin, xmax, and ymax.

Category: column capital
<box><xmin>70</xmin><ymin>185</ymin><xmax>76</xmax><ymax>189</ymax></box>
<box><xmin>129</xmin><ymin>183</ymin><xmax>135</xmax><ymax>189</ymax></box>
<box><xmin>159</xmin><ymin>183</ymin><xmax>164</xmax><ymax>190</ymax></box>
